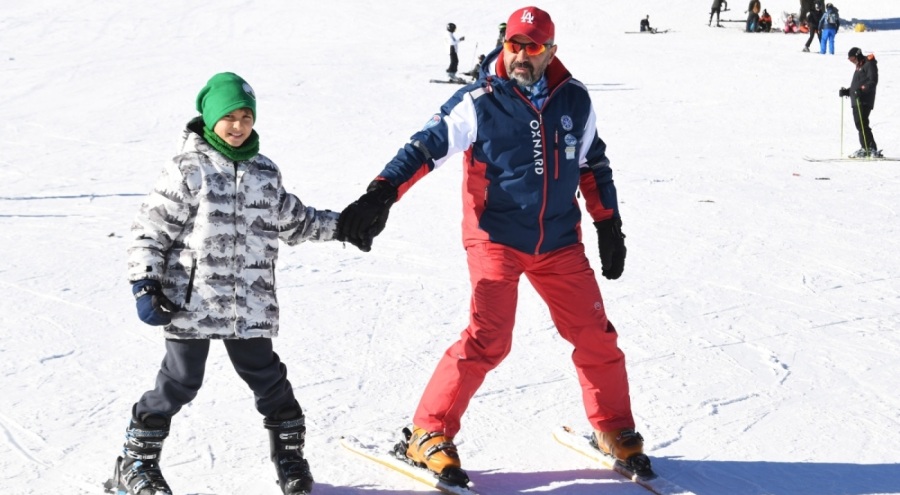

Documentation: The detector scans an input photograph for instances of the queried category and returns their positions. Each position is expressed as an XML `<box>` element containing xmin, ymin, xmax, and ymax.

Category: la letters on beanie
<box><xmin>196</xmin><ymin>72</ymin><xmax>256</xmax><ymax>129</ymax></box>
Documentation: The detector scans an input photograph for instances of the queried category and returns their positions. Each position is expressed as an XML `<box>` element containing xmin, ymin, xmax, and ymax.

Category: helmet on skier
<box><xmin>847</xmin><ymin>47</ymin><xmax>864</xmax><ymax>61</ymax></box>
<box><xmin>498</xmin><ymin>22</ymin><xmax>507</xmax><ymax>31</ymax></box>
<box><xmin>447</xmin><ymin>22</ymin><xmax>456</xmax><ymax>32</ymax></box>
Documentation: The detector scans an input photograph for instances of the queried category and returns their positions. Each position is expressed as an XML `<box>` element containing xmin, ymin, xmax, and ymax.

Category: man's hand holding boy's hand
<box><xmin>336</xmin><ymin>180</ymin><xmax>398</xmax><ymax>252</ymax></box>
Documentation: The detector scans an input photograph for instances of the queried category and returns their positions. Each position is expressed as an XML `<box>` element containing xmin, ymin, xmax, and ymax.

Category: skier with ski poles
<box><xmin>839</xmin><ymin>47</ymin><xmax>881</xmax><ymax>157</ymax></box>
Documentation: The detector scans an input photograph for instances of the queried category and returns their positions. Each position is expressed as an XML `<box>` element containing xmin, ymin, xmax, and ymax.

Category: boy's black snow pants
<box><xmin>135</xmin><ymin>338</ymin><xmax>296</xmax><ymax>419</ymax></box>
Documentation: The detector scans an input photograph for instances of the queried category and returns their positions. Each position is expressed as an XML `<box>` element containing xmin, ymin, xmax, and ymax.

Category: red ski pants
<box><xmin>412</xmin><ymin>242</ymin><xmax>635</xmax><ymax>437</ymax></box>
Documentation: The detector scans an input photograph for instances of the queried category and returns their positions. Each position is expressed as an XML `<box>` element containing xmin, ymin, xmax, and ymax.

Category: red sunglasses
<box><xmin>503</xmin><ymin>40</ymin><xmax>552</xmax><ymax>56</ymax></box>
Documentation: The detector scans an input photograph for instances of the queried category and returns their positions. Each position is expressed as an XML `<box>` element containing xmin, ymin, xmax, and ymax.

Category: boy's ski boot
<box><xmin>264</xmin><ymin>404</ymin><xmax>314</xmax><ymax>495</ymax></box>
<box><xmin>592</xmin><ymin>428</ymin><xmax>654</xmax><ymax>478</ymax></box>
<box><xmin>104</xmin><ymin>406</ymin><xmax>172</xmax><ymax>495</ymax></box>
<box><xmin>392</xmin><ymin>425</ymin><xmax>469</xmax><ymax>487</ymax></box>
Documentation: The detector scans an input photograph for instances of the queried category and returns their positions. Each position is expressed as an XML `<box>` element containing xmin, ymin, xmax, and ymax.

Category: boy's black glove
<box><xmin>132</xmin><ymin>279</ymin><xmax>179</xmax><ymax>326</ymax></box>
<box><xmin>336</xmin><ymin>180</ymin><xmax>398</xmax><ymax>252</ymax></box>
<box><xmin>594</xmin><ymin>218</ymin><xmax>627</xmax><ymax>280</ymax></box>
<box><xmin>838</xmin><ymin>87</ymin><xmax>850</xmax><ymax>97</ymax></box>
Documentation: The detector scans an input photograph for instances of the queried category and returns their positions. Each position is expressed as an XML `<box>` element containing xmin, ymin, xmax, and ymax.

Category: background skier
<box><xmin>840</xmin><ymin>47</ymin><xmax>880</xmax><ymax>157</ymax></box>
<box><xmin>818</xmin><ymin>3</ymin><xmax>839</xmax><ymax>54</ymax></box>
<box><xmin>710</xmin><ymin>0</ymin><xmax>724</xmax><ymax>27</ymax></box>
<box><xmin>803</xmin><ymin>3</ymin><xmax>823</xmax><ymax>52</ymax></box>
<box><xmin>446</xmin><ymin>22</ymin><xmax>466</xmax><ymax>82</ymax></box>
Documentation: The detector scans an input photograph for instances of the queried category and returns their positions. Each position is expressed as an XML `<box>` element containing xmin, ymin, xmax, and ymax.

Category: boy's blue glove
<box><xmin>132</xmin><ymin>279</ymin><xmax>179</xmax><ymax>326</ymax></box>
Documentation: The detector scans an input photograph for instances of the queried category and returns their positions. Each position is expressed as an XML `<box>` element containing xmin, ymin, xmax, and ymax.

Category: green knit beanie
<box><xmin>195</xmin><ymin>72</ymin><xmax>257</xmax><ymax>129</ymax></box>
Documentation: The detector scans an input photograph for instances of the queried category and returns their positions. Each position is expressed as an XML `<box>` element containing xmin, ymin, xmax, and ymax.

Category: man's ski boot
<box><xmin>104</xmin><ymin>406</ymin><xmax>172</xmax><ymax>495</ymax></box>
<box><xmin>446</xmin><ymin>71</ymin><xmax>466</xmax><ymax>84</ymax></box>
<box><xmin>393</xmin><ymin>426</ymin><xmax>469</xmax><ymax>487</ymax></box>
<box><xmin>264</xmin><ymin>404</ymin><xmax>314</xmax><ymax>495</ymax></box>
<box><xmin>850</xmin><ymin>148</ymin><xmax>881</xmax><ymax>159</ymax></box>
<box><xmin>592</xmin><ymin>428</ymin><xmax>655</xmax><ymax>479</ymax></box>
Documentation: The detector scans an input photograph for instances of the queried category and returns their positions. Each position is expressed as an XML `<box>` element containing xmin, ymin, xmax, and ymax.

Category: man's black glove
<box><xmin>337</xmin><ymin>180</ymin><xmax>398</xmax><ymax>252</ymax></box>
<box><xmin>838</xmin><ymin>87</ymin><xmax>850</xmax><ymax>97</ymax></box>
<box><xmin>594</xmin><ymin>218</ymin><xmax>627</xmax><ymax>280</ymax></box>
<box><xmin>132</xmin><ymin>279</ymin><xmax>179</xmax><ymax>326</ymax></box>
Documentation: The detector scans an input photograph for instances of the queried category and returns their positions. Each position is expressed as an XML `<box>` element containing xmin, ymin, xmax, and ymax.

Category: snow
<box><xmin>1</xmin><ymin>0</ymin><xmax>898</xmax><ymax>494</ymax></box>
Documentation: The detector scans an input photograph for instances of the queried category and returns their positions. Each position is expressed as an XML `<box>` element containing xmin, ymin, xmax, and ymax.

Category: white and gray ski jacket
<box><xmin>127</xmin><ymin>119</ymin><xmax>340</xmax><ymax>339</ymax></box>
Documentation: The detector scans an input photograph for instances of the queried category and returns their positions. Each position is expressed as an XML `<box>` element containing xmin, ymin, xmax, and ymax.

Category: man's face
<box><xmin>503</xmin><ymin>34</ymin><xmax>557</xmax><ymax>87</ymax></box>
<box><xmin>849</xmin><ymin>55</ymin><xmax>859</xmax><ymax>65</ymax></box>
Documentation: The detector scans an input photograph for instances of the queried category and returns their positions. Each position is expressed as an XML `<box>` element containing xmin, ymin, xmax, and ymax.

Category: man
<box><xmin>803</xmin><ymin>3</ymin><xmax>823</xmax><ymax>52</ymax></box>
<box><xmin>840</xmin><ymin>47</ymin><xmax>881</xmax><ymax>157</ymax></box>
<box><xmin>337</xmin><ymin>5</ymin><xmax>649</xmax><ymax>487</ymax></box>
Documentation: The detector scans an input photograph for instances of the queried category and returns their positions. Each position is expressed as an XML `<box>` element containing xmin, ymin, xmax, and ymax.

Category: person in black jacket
<box><xmin>709</xmin><ymin>0</ymin><xmax>724</xmax><ymax>27</ymax></box>
<box><xmin>803</xmin><ymin>3</ymin><xmax>823</xmax><ymax>52</ymax></box>
<box><xmin>839</xmin><ymin>47</ymin><xmax>881</xmax><ymax>157</ymax></box>
<box><xmin>800</xmin><ymin>0</ymin><xmax>813</xmax><ymax>25</ymax></box>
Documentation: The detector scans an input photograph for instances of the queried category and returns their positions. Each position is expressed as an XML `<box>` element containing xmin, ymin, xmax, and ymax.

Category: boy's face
<box><xmin>213</xmin><ymin>107</ymin><xmax>254</xmax><ymax>147</ymax></box>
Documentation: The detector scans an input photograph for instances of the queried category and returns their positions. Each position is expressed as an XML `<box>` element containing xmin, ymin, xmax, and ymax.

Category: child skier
<box><xmin>105</xmin><ymin>72</ymin><xmax>351</xmax><ymax>495</ymax></box>
<box><xmin>446</xmin><ymin>22</ymin><xmax>466</xmax><ymax>82</ymax></box>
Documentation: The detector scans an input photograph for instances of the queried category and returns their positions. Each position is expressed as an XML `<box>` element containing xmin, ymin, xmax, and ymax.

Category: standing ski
<box><xmin>340</xmin><ymin>436</ymin><xmax>479</xmax><ymax>495</ymax></box>
<box><xmin>803</xmin><ymin>155</ymin><xmax>899</xmax><ymax>162</ymax></box>
<box><xmin>553</xmin><ymin>426</ymin><xmax>697</xmax><ymax>495</ymax></box>
<box><xmin>429</xmin><ymin>78</ymin><xmax>469</xmax><ymax>85</ymax></box>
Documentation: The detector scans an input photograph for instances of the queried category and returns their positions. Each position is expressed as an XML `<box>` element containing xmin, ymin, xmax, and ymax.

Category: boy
<box><xmin>106</xmin><ymin>72</ymin><xmax>348</xmax><ymax>495</ymax></box>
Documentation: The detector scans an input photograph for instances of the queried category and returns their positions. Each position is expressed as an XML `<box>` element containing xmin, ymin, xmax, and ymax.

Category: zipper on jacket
<box><xmin>554</xmin><ymin>130</ymin><xmax>560</xmax><ymax>180</ymax></box>
<box><xmin>536</xmin><ymin>114</ymin><xmax>548</xmax><ymax>254</ymax></box>
<box><xmin>184</xmin><ymin>256</ymin><xmax>197</xmax><ymax>305</ymax></box>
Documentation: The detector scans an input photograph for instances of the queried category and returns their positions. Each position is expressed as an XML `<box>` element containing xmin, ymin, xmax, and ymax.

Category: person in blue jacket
<box><xmin>818</xmin><ymin>3</ymin><xmax>840</xmax><ymax>54</ymax></box>
<box><xmin>336</xmin><ymin>5</ymin><xmax>648</xmax><ymax>488</ymax></box>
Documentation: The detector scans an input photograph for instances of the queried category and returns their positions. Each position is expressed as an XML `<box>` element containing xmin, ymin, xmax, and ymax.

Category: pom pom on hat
<box><xmin>195</xmin><ymin>72</ymin><xmax>256</xmax><ymax>129</ymax></box>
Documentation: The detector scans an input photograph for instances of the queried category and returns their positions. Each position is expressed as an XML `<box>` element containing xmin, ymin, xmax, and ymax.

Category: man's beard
<box><xmin>509</xmin><ymin>61</ymin><xmax>541</xmax><ymax>86</ymax></box>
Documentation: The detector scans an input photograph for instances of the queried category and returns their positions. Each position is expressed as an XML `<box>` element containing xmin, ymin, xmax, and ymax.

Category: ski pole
<box><xmin>471</xmin><ymin>41</ymin><xmax>479</xmax><ymax>67</ymax></box>
<box><xmin>840</xmin><ymin>96</ymin><xmax>844</xmax><ymax>157</ymax></box>
<box><xmin>855</xmin><ymin>96</ymin><xmax>869</xmax><ymax>155</ymax></box>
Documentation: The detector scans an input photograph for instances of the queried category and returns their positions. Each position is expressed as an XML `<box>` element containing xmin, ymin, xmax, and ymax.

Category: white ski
<box><xmin>552</xmin><ymin>426</ymin><xmax>697</xmax><ymax>495</ymax></box>
<box><xmin>340</xmin><ymin>436</ymin><xmax>478</xmax><ymax>495</ymax></box>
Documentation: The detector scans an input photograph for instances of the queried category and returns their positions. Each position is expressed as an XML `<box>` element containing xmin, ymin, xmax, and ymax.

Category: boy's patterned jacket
<box><xmin>127</xmin><ymin>118</ymin><xmax>339</xmax><ymax>339</ymax></box>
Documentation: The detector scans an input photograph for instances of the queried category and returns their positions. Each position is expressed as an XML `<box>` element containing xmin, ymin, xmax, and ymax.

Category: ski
<box><xmin>552</xmin><ymin>426</ymin><xmax>696</xmax><ymax>495</ymax></box>
<box><xmin>340</xmin><ymin>436</ymin><xmax>478</xmax><ymax>495</ymax></box>
<box><xmin>625</xmin><ymin>30</ymin><xmax>670</xmax><ymax>34</ymax></box>
<box><xmin>803</xmin><ymin>156</ymin><xmax>899</xmax><ymax>162</ymax></box>
<box><xmin>429</xmin><ymin>79</ymin><xmax>469</xmax><ymax>85</ymax></box>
